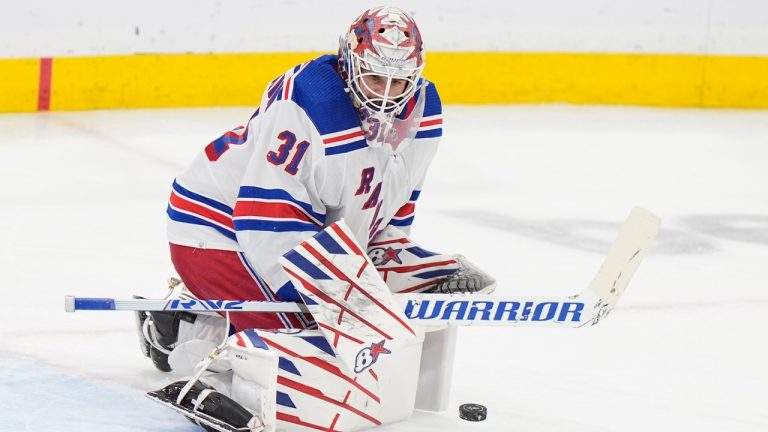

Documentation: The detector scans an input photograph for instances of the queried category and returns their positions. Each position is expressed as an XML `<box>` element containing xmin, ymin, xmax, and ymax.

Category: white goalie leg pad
<box><xmin>415</xmin><ymin>326</ymin><xmax>458</xmax><ymax>412</ymax></box>
<box><xmin>278</xmin><ymin>221</ymin><xmax>426</xmax><ymax>427</ymax></box>
<box><xmin>227</xmin><ymin>327</ymin><xmax>394</xmax><ymax>431</ymax></box>
<box><xmin>226</xmin><ymin>330</ymin><xmax>279</xmax><ymax>432</ymax></box>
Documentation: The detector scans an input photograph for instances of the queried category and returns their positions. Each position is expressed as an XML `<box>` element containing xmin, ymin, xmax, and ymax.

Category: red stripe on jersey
<box><xmin>419</xmin><ymin>118</ymin><xmax>442</xmax><ymax>127</ymax></box>
<box><xmin>204</xmin><ymin>142</ymin><xmax>226</xmax><ymax>161</ymax></box>
<box><xmin>323</xmin><ymin>130</ymin><xmax>365</xmax><ymax>144</ymax></box>
<box><xmin>170</xmin><ymin>192</ymin><xmax>234</xmax><ymax>229</ymax></box>
<box><xmin>234</xmin><ymin>201</ymin><xmax>319</xmax><ymax>226</ymax></box>
<box><xmin>403</xmin><ymin>96</ymin><xmax>416</xmax><ymax>117</ymax></box>
<box><xmin>283</xmin><ymin>76</ymin><xmax>292</xmax><ymax>100</ymax></box>
<box><xmin>278</xmin><ymin>376</ymin><xmax>381</xmax><ymax>425</ymax></box>
<box><xmin>394</xmin><ymin>203</ymin><xmax>416</xmax><ymax>217</ymax></box>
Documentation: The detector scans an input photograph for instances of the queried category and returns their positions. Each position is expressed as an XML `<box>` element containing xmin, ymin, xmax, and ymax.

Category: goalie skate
<box><xmin>146</xmin><ymin>380</ymin><xmax>263</xmax><ymax>432</ymax></box>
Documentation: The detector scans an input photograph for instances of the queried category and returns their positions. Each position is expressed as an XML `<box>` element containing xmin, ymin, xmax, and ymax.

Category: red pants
<box><xmin>169</xmin><ymin>243</ymin><xmax>309</xmax><ymax>331</ymax></box>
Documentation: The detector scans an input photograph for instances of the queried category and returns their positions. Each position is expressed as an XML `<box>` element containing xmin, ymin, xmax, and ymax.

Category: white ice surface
<box><xmin>0</xmin><ymin>105</ymin><xmax>766</xmax><ymax>431</ymax></box>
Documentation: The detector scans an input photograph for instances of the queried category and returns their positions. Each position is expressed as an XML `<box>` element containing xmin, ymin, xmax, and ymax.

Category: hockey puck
<box><xmin>459</xmin><ymin>403</ymin><xmax>487</xmax><ymax>421</ymax></box>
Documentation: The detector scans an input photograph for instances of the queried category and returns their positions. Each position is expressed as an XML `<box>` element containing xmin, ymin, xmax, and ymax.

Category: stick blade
<box><xmin>585</xmin><ymin>207</ymin><xmax>661</xmax><ymax>309</ymax></box>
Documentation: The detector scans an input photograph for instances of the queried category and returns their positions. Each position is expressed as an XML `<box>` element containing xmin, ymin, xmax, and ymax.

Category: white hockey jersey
<box><xmin>167</xmin><ymin>54</ymin><xmax>443</xmax><ymax>303</ymax></box>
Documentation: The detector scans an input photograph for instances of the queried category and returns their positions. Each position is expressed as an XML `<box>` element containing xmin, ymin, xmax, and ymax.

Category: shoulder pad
<box><xmin>291</xmin><ymin>55</ymin><xmax>361</xmax><ymax>135</ymax></box>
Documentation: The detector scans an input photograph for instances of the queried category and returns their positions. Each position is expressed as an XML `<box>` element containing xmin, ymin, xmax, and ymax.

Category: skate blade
<box><xmin>146</xmin><ymin>390</ymin><xmax>259</xmax><ymax>432</ymax></box>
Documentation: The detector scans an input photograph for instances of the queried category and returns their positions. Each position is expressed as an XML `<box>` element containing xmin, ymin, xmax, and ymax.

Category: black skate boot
<box><xmin>134</xmin><ymin>296</ymin><xmax>197</xmax><ymax>372</ymax></box>
<box><xmin>147</xmin><ymin>380</ymin><xmax>261</xmax><ymax>432</ymax></box>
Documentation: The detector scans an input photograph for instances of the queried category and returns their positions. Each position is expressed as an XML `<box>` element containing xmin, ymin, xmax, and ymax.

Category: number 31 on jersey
<box><xmin>267</xmin><ymin>130</ymin><xmax>310</xmax><ymax>175</ymax></box>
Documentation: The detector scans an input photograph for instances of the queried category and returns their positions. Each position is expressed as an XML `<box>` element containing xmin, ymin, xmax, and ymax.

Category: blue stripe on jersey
<box><xmin>414</xmin><ymin>269</ymin><xmax>457</xmax><ymax>279</ymax></box>
<box><xmin>234</xmin><ymin>219</ymin><xmax>320</xmax><ymax>233</ymax></box>
<box><xmin>211</xmin><ymin>136</ymin><xmax>228</xmax><ymax>156</ymax></box>
<box><xmin>167</xmin><ymin>206</ymin><xmax>236</xmax><ymax>240</ymax></box>
<box><xmin>173</xmin><ymin>180</ymin><xmax>234</xmax><ymax>214</ymax></box>
<box><xmin>218</xmin><ymin>131</ymin><xmax>249</xmax><ymax>146</ymax></box>
<box><xmin>284</xmin><ymin>250</ymin><xmax>332</xmax><ymax>280</ymax></box>
<box><xmin>278</xmin><ymin>357</ymin><xmax>302</xmax><ymax>376</ymax></box>
<box><xmin>415</xmin><ymin>128</ymin><xmax>442</xmax><ymax>139</ymax></box>
<box><xmin>315</xmin><ymin>230</ymin><xmax>348</xmax><ymax>255</ymax></box>
<box><xmin>266</xmin><ymin>89</ymin><xmax>282</xmax><ymax>110</ymax></box>
<box><xmin>243</xmin><ymin>329</ymin><xmax>270</xmax><ymax>350</ymax></box>
<box><xmin>268</xmin><ymin>75</ymin><xmax>284</xmax><ymax>96</ymax></box>
<box><xmin>237</xmin><ymin>186</ymin><xmax>325</xmax><ymax>223</ymax></box>
<box><xmin>209</xmin><ymin>129</ymin><xmax>248</xmax><ymax>158</ymax></box>
<box><xmin>406</xmin><ymin>246</ymin><xmax>437</xmax><ymax>258</ymax></box>
<box><xmin>325</xmin><ymin>139</ymin><xmax>368</xmax><ymax>156</ymax></box>
<box><xmin>291</xmin><ymin>55</ymin><xmax>361</xmax><ymax>136</ymax></box>
<box><xmin>422</xmin><ymin>81</ymin><xmax>442</xmax><ymax>118</ymax></box>
<box><xmin>299</xmin><ymin>335</ymin><xmax>336</xmax><ymax>357</ymax></box>
<box><xmin>410</xmin><ymin>190</ymin><xmax>421</xmax><ymax>201</ymax></box>
<box><xmin>390</xmin><ymin>216</ymin><xmax>415</xmax><ymax>227</ymax></box>
<box><xmin>276</xmin><ymin>391</ymin><xmax>297</xmax><ymax>408</ymax></box>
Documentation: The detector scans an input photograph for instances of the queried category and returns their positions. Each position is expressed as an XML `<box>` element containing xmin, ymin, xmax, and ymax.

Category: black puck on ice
<box><xmin>459</xmin><ymin>403</ymin><xmax>487</xmax><ymax>421</ymax></box>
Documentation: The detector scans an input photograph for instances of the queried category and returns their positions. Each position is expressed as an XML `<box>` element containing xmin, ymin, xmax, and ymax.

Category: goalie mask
<box><xmin>339</xmin><ymin>6</ymin><xmax>425</xmax><ymax>140</ymax></box>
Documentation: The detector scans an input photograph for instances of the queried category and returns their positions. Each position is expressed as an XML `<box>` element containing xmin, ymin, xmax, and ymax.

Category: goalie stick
<box><xmin>65</xmin><ymin>208</ymin><xmax>660</xmax><ymax>328</ymax></box>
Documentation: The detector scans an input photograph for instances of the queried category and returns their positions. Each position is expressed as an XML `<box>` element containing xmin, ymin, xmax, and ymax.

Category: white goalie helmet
<box><xmin>339</xmin><ymin>6</ymin><xmax>425</xmax><ymax>123</ymax></box>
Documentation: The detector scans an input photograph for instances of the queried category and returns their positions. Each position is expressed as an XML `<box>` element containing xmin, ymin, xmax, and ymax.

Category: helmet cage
<box><xmin>345</xmin><ymin>48</ymin><xmax>424</xmax><ymax>117</ymax></box>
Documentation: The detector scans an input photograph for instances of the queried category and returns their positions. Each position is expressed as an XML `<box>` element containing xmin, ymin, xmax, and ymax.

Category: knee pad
<box><xmin>168</xmin><ymin>313</ymin><xmax>231</xmax><ymax>374</ymax></box>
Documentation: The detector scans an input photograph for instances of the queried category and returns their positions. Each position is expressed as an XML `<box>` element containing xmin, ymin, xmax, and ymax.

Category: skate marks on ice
<box><xmin>0</xmin><ymin>354</ymin><xmax>196</xmax><ymax>432</ymax></box>
<box><xmin>682</xmin><ymin>214</ymin><xmax>768</xmax><ymax>246</ymax></box>
<box><xmin>446</xmin><ymin>210</ymin><xmax>768</xmax><ymax>255</ymax></box>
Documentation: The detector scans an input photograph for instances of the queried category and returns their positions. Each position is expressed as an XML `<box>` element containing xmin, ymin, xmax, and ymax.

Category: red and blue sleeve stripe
<box><xmin>415</xmin><ymin>82</ymin><xmax>442</xmax><ymax>139</ymax></box>
<box><xmin>234</xmin><ymin>186</ymin><xmax>325</xmax><ymax>233</ymax></box>
<box><xmin>322</xmin><ymin>127</ymin><xmax>367</xmax><ymax>156</ymax></box>
<box><xmin>389</xmin><ymin>190</ymin><xmax>420</xmax><ymax>227</ymax></box>
<box><xmin>166</xmin><ymin>180</ymin><xmax>236</xmax><ymax>240</ymax></box>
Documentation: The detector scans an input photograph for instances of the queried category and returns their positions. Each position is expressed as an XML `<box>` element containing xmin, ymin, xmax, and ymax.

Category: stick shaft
<box><xmin>65</xmin><ymin>208</ymin><xmax>660</xmax><ymax>328</ymax></box>
<box><xmin>66</xmin><ymin>293</ymin><xmax>598</xmax><ymax>327</ymax></box>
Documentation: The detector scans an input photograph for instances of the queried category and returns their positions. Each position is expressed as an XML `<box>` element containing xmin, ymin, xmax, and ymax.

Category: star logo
<box><xmin>354</xmin><ymin>340</ymin><xmax>392</xmax><ymax>373</ymax></box>
<box><xmin>368</xmin><ymin>246</ymin><xmax>403</xmax><ymax>266</ymax></box>
<box><xmin>369</xmin><ymin>340</ymin><xmax>391</xmax><ymax>362</ymax></box>
<box><xmin>382</xmin><ymin>247</ymin><xmax>402</xmax><ymax>265</ymax></box>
